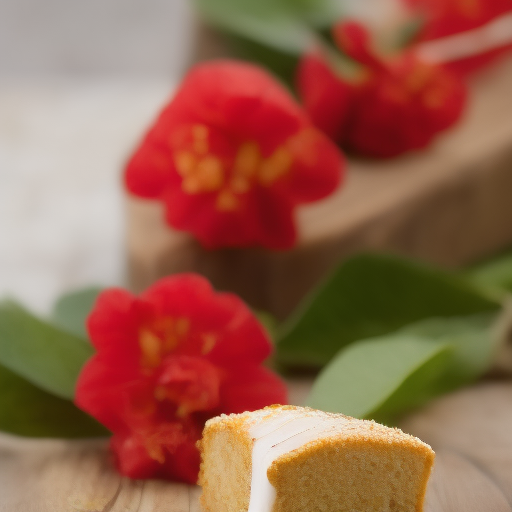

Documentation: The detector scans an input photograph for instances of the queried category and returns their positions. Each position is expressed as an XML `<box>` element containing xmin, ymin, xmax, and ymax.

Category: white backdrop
<box><xmin>0</xmin><ymin>0</ymin><xmax>194</xmax><ymax>314</ymax></box>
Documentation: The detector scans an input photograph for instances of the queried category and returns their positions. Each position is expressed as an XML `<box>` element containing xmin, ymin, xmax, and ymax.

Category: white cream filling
<box><xmin>247</xmin><ymin>412</ymin><xmax>349</xmax><ymax>512</ymax></box>
<box><xmin>417</xmin><ymin>12</ymin><xmax>512</xmax><ymax>64</ymax></box>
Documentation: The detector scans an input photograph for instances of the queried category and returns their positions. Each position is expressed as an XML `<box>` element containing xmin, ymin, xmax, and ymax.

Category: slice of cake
<box><xmin>198</xmin><ymin>405</ymin><xmax>434</xmax><ymax>512</ymax></box>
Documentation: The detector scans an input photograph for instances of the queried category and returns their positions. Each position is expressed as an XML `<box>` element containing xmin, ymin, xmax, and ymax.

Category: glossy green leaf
<box><xmin>307</xmin><ymin>334</ymin><xmax>451</xmax><ymax>421</ymax></box>
<box><xmin>0</xmin><ymin>362</ymin><xmax>108</xmax><ymax>438</ymax></box>
<box><xmin>399</xmin><ymin>314</ymin><xmax>497</xmax><ymax>391</ymax></box>
<box><xmin>467</xmin><ymin>252</ymin><xmax>512</xmax><ymax>298</ymax></box>
<box><xmin>0</xmin><ymin>300</ymin><xmax>93</xmax><ymax>399</ymax></box>
<box><xmin>52</xmin><ymin>286</ymin><xmax>102</xmax><ymax>339</ymax></box>
<box><xmin>195</xmin><ymin>0</ymin><xmax>342</xmax><ymax>54</ymax></box>
<box><xmin>306</xmin><ymin>314</ymin><xmax>496</xmax><ymax>424</ymax></box>
<box><xmin>277</xmin><ymin>254</ymin><xmax>499</xmax><ymax>367</ymax></box>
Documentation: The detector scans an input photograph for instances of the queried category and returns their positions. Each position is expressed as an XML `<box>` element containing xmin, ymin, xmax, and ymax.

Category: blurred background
<box><xmin>0</xmin><ymin>0</ymin><xmax>195</xmax><ymax>313</ymax></box>
<box><xmin>2</xmin><ymin>0</ymin><xmax>512</xmax><ymax>316</ymax></box>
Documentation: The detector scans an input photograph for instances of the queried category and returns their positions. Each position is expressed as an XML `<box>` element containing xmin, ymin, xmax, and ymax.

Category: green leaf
<box><xmin>400</xmin><ymin>314</ymin><xmax>497</xmax><ymax>391</ymax></box>
<box><xmin>255</xmin><ymin>310</ymin><xmax>279</xmax><ymax>341</ymax></box>
<box><xmin>52</xmin><ymin>286</ymin><xmax>102</xmax><ymax>339</ymax></box>
<box><xmin>394</xmin><ymin>17</ymin><xmax>426</xmax><ymax>49</ymax></box>
<box><xmin>0</xmin><ymin>362</ymin><xmax>108</xmax><ymax>438</ymax></box>
<box><xmin>467</xmin><ymin>252</ymin><xmax>512</xmax><ymax>298</ymax></box>
<box><xmin>306</xmin><ymin>314</ymin><xmax>496</xmax><ymax>424</ymax></box>
<box><xmin>223</xmin><ymin>32</ymin><xmax>301</xmax><ymax>87</ymax></box>
<box><xmin>0</xmin><ymin>300</ymin><xmax>94</xmax><ymax>399</ymax></box>
<box><xmin>277</xmin><ymin>254</ymin><xmax>499</xmax><ymax>368</ymax></box>
<box><xmin>195</xmin><ymin>0</ymin><xmax>342</xmax><ymax>54</ymax></box>
<box><xmin>307</xmin><ymin>334</ymin><xmax>452</xmax><ymax>422</ymax></box>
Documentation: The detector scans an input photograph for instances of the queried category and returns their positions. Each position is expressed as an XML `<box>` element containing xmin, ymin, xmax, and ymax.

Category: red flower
<box><xmin>297</xmin><ymin>21</ymin><xmax>467</xmax><ymax>157</ymax></box>
<box><xmin>75</xmin><ymin>274</ymin><xmax>288</xmax><ymax>483</ymax></box>
<box><xmin>405</xmin><ymin>0</ymin><xmax>512</xmax><ymax>74</ymax></box>
<box><xmin>125</xmin><ymin>60</ymin><xmax>344</xmax><ymax>250</ymax></box>
<box><xmin>405</xmin><ymin>0</ymin><xmax>511</xmax><ymax>38</ymax></box>
<box><xmin>297</xmin><ymin>52</ymin><xmax>354</xmax><ymax>145</ymax></box>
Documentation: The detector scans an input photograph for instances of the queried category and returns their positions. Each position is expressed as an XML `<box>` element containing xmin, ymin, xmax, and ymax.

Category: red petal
<box><xmin>203</xmin><ymin>292</ymin><xmax>273</xmax><ymax>367</ymax></box>
<box><xmin>141</xmin><ymin>274</ymin><xmax>215</xmax><ymax>317</ymax></box>
<box><xmin>162</xmin><ymin>437</ymin><xmax>202</xmax><ymax>484</ymax></box>
<box><xmin>162</xmin><ymin>183</ymin><xmax>297</xmax><ymax>249</ymax></box>
<box><xmin>223</xmin><ymin>93</ymin><xmax>302</xmax><ymax>156</ymax></box>
<box><xmin>111</xmin><ymin>432</ymin><xmax>162</xmax><ymax>479</ymax></box>
<box><xmin>219</xmin><ymin>366</ymin><xmax>288</xmax><ymax>414</ymax></box>
<box><xmin>125</xmin><ymin>136</ymin><xmax>176</xmax><ymax>199</ymax></box>
<box><xmin>296</xmin><ymin>52</ymin><xmax>353</xmax><ymax>142</ymax></box>
<box><xmin>143</xmin><ymin>275</ymin><xmax>274</xmax><ymax>364</ymax></box>
<box><xmin>276</xmin><ymin>128</ymin><xmax>344</xmax><ymax>203</ymax></box>
<box><xmin>87</xmin><ymin>289</ymin><xmax>141</xmax><ymax>355</ymax></box>
<box><xmin>75</xmin><ymin>355</ymin><xmax>147</xmax><ymax>432</ymax></box>
<box><xmin>344</xmin><ymin>58</ymin><xmax>467</xmax><ymax>157</ymax></box>
<box><xmin>251</xmin><ymin>188</ymin><xmax>297</xmax><ymax>249</ymax></box>
<box><xmin>168</xmin><ymin>60</ymin><xmax>304</xmax><ymax>153</ymax></box>
<box><xmin>332</xmin><ymin>21</ymin><xmax>381</xmax><ymax>68</ymax></box>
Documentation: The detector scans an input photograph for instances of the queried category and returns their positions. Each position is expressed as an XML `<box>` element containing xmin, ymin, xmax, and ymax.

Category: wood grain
<box><xmin>1</xmin><ymin>381</ymin><xmax>511</xmax><ymax>511</ymax></box>
<box><xmin>127</xmin><ymin>58</ymin><xmax>512</xmax><ymax>319</ymax></box>
<box><xmin>400</xmin><ymin>381</ymin><xmax>512</xmax><ymax>505</ymax></box>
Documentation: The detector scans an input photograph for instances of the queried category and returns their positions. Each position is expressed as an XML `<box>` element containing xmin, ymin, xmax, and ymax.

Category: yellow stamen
<box><xmin>139</xmin><ymin>329</ymin><xmax>161</xmax><ymax>368</ymax></box>
<box><xmin>175</xmin><ymin>151</ymin><xmax>196</xmax><ymax>177</ymax></box>
<box><xmin>179</xmin><ymin>156</ymin><xmax>224</xmax><ymax>194</ymax></box>
<box><xmin>216</xmin><ymin>189</ymin><xmax>240</xmax><ymax>211</ymax></box>
<box><xmin>163</xmin><ymin>334</ymin><xmax>178</xmax><ymax>352</ymax></box>
<box><xmin>233</xmin><ymin>142</ymin><xmax>261</xmax><ymax>178</ymax></box>
<box><xmin>175</xmin><ymin>317</ymin><xmax>190</xmax><ymax>337</ymax></box>
<box><xmin>230</xmin><ymin>176</ymin><xmax>251</xmax><ymax>194</ymax></box>
<box><xmin>181</xmin><ymin>156</ymin><xmax>224</xmax><ymax>194</ymax></box>
<box><xmin>176</xmin><ymin>404</ymin><xmax>189</xmax><ymax>418</ymax></box>
<box><xmin>146</xmin><ymin>443</ymin><xmax>166</xmax><ymax>464</ymax></box>
<box><xmin>181</xmin><ymin>176</ymin><xmax>202</xmax><ymax>194</ymax></box>
<box><xmin>259</xmin><ymin>147</ymin><xmax>292</xmax><ymax>185</ymax></box>
<box><xmin>201</xmin><ymin>334</ymin><xmax>217</xmax><ymax>355</ymax></box>
<box><xmin>197</xmin><ymin>156</ymin><xmax>224</xmax><ymax>190</ymax></box>
<box><xmin>192</xmin><ymin>124</ymin><xmax>209</xmax><ymax>155</ymax></box>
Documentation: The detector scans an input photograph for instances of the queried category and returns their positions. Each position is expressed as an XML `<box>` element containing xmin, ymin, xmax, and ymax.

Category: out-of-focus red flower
<box><xmin>297</xmin><ymin>53</ymin><xmax>354</xmax><ymax>144</ymax></box>
<box><xmin>405</xmin><ymin>0</ymin><xmax>512</xmax><ymax>73</ymax></box>
<box><xmin>125</xmin><ymin>60</ymin><xmax>344</xmax><ymax>250</ymax></box>
<box><xmin>75</xmin><ymin>274</ymin><xmax>288</xmax><ymax>484</ymax></box>
<box><xmin>297</xmin><ymin>21</ymin><xmax>467</xmax><ymax>158</ymax></box>
<box><xmin>405</xmin><ymin>0</ymin><xmax>511</xmax><ymax>38</ymax></box>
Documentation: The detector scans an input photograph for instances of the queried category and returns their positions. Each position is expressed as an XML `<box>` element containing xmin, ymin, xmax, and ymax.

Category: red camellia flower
<box><xmin>75</xmin><ymin>274</ymin><xmax>288</xmax><ymax>484</ymax></box>
<box><xmin>125</xmin><ymin>60</ymin><xmax>344</xmax><ymax>250</ymax></box>
<box><xmin>405</xmin><ymin>0</ymin><xmax>512</xmax><ymax>74</ymax></box>
<box><xmin>297</xmin><ymin>21</ymin><xmax>467</xmax><ymax>157</ymax></box>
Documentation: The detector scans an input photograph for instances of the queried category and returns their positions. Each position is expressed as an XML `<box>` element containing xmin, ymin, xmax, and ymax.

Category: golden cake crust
<box><xmin>199</xmin><ymin>405</ymin><xmax>434</xmax><ymax>512</ymax></box>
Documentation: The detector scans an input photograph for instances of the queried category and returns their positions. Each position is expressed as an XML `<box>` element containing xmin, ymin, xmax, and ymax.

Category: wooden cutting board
<box><xmin>127</xmin><ymin>58</ymin><xmax>512</xmax><ymax>319</ymax></box>
<box><xmin>1</xmin><ymin>381</ymin><xmax>511</xmax><ymax>511</ymax></box>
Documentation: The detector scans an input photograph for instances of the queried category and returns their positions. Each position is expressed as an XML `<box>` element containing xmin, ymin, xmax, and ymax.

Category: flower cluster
<box><xmin>125</xmin><ymin>60</ymin><xmax>344</xmax><ymax>250</ymax></box>
<box><xmin>75</xmin><ymin>274</ymin><xmax>287</xmax><ymax>483</ymax></box>
<box><xmin>298</xmin><ymin>21</ymin><xmax>467</xmax><ymax>158</ymax></box>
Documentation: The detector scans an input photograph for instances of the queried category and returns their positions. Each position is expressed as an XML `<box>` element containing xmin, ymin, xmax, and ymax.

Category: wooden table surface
<box><xmin>1</xmin><ymin>380</ymin><xmax>511</xmax><ymax>511</ymax></box>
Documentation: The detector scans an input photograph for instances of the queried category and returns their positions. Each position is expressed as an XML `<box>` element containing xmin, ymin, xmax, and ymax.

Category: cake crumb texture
<box><xmin>198</xmin><ymin>405</ymin><xmax>434</xmax><ymax>512</ymax></box>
